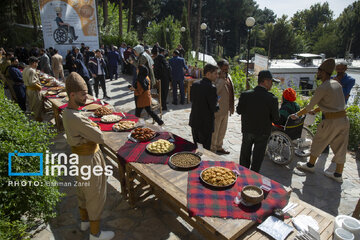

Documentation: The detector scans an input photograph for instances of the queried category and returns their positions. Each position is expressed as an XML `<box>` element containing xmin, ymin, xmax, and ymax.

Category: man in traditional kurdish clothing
<box><xmin>62</xmin><ymin>72</ymin><xmax>114</xmax><ymax>240</ymax></box>
<box><xmin>23</xmin><ymin>56</ymin><xmax>43</xmax><ymax>121</ymax></box>
<box><xmin>211</xmin><ymin>59</ymin><xmax>234</xmax><ymax>154</ymax></box>
<box><xmin>51</xmin><ymin>49</ymin><xmax>64</xmax><ymax>81</ymax></box>
<box><xmin>292</xmin><ymin>59</ymin><xmax>349</xmax><ymax>183</ymax></box>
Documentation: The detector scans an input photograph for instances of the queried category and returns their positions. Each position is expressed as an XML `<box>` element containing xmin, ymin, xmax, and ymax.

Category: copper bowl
<box><xmin>241</xmin><ymin>185</ymin><xmax>264</xmax><ymax>205</ymax></box>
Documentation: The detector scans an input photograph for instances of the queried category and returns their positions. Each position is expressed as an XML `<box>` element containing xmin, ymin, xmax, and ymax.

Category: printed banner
<box><xmin>38</xmin><ymin>0</ymin><xmax>99</xmax><ymax>58</ymax></box>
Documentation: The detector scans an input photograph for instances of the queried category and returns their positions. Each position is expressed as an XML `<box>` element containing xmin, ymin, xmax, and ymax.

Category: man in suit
<box><xmin>88</xmin><ymin>49</ymin><xmax>110</xmax><ymax>99</ymax></box>
<box><xmin>236</xmin><ymin>70</ymin><xmax>280</xmax><ymax>173</ymax></box>
<box><xmin>74</xmin><ymin>47</ymin><xmax>84</xmax><ymax>62</ymax></box>
<box><xmin>211</xmin><ymin>59</ymin><xmax>235</xmax><ymax>154</ymax></box>
<box><xmin>51</xmin><ymin>49</ymin><xmax>64</xmax><ymax>81</ymax></box>
<box><xmin>107</xmin><ymin>46</ymin><xmax>120</xmax><ymax>81</ymax></box>
<box><xmin>39</xmin><ymin>48</ymin><xmax>52</xmax><ymax>74</ymax></box>
<box><xmin>169</xmin><ymin>50</ymin><xmax>188</xmax><ymax>105</ymax></box>
<box><xmin>153</xmin><ymin>47</ymin><xmax>171</xmax><ymax>111</ymax></box>
<box><xmin>189</xmin><ymin>64</ymin><xmax>219</xmax><ymax>150</ymax></box>
<box><xmin>74</xmin><ymin>59</ymin><xmax>93</xmax><ymax>96</ymax></box>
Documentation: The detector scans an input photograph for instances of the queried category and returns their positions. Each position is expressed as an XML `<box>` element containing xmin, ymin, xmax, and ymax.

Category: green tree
<box><xmin>143</xmin><ymin>15</ymin><xmax>181</xmax><ymax>50</ymax></box>
<box><xmin>180</xmin><ymin>4</ymin><xmax>192</xmax><ymax>59</ymax></box>
<box><xmin>337</xmin><ymin>1</ymin><xmax>360</xmax><ymax>57</ymax></box>
<box><xmin>267</xmin><ymin>15</ymin><xmax>304</xmax><ymax>58</ymax></box>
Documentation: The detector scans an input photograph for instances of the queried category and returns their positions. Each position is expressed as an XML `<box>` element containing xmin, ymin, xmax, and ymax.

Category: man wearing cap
<box><xmin>62</xmin><ymin>72</ymin><xmax>114</xmax><ymax>240</ymax></box>
<box><xmin>88</xmin><ymin>50</ymin><xmax>110</xmax><ymax>99</ymax></box>
<box><xmin>23</xmin><ymin>56</ymin><xmax>43</xmax><ymax>121</ymax></box>
<box><xmin>236</xmin><ymin>70</ymin><xmax>280</xmax><ymax>173</ymax></box>
<box><xmin>211</xmin><ymin>59</ymin><xmax>234</xmax><ymax>154</ymax></box>
<box><xmin>333</xmin><ymin>62</ymin><xmax>355</xmax><ymax>104</ymax></box>
<box><xmin>291</xmin><ymin>59</ymin><xmax>349</xmax><ymax>183</ymax></box>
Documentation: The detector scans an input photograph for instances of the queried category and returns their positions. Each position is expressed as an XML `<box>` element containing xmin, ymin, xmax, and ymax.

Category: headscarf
<box><xmin>283</xmin><ymin>88</ymin><xmax>296</xmax><ymax>102</ymax></box>
<box><xmin>65</xmin><ymin>72</ymin><xmax>88</xmax><ymax>95</ymax></box>
<box><xmin>137</xmin><ymin>65</ymin><xmax>149</xmax><ymax>91</ymax></box>
<box><xmin>134</xmin><ymin>45</ymin><xmax>154</xmax><ymax>66</ymax></box>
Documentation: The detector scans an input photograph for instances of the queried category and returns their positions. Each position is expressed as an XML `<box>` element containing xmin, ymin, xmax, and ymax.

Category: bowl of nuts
<box><xmin>241</xmin><ymin>185</ymin><xmax>264</xmax><ymax>205</ymax></box>
<box><xmin>200</xmin><ymin>166</ymin><xmax>237</xmax><ymax>189</ymax></box>
<box><xmin>169</xmin><ymin>152</ymin><xmax>201</xmax><ymax>170</ymax></box>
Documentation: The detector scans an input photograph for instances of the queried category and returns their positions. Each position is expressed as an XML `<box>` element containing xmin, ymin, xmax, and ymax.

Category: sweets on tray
<box><xmin>146</xmin><ymin>139</ymin><xmax>174</xmax><ymax>154</ymax></box>
<box><xmin>113</xmin><ymin>121</ymin><xmax>136</xmax><ymax>131</ymax></box>
<box><xmin>94</xmin><ymin>106</ymin><xmax>113</xmax><ymax>117</ymax></box>
<box><xmin>201</xmin><ymin>167</ymin><xmax>236</xmax><ymax>187</ymax></box>
<box><xmin>131</xmin><ymin>127</ymin><xmax>156</xmax><ymax>142</ymax></box>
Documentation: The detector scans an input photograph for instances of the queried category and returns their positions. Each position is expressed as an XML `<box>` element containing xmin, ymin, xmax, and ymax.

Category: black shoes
<box><xmin>104</xmin><ymin>95</ymin><xmax>111</xmax><ymax>100</ymax></box>
<box><xmin>172</xmin><ymin>101</ymin><xmax>177</xmax><ymax>105</ymax></box>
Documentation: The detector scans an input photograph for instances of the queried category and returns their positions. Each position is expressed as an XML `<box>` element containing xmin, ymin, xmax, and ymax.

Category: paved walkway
<box><xmin>33</xmin><ymin>74</ymin><xmax>360</xmax><ymax>240</ymax></box>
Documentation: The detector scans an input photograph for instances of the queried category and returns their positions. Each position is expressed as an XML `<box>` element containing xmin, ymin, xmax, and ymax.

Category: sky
<box><xmin>255</xmin><ymin>0</ymin><xmax>357</xmax><ymax>18</ymax></box>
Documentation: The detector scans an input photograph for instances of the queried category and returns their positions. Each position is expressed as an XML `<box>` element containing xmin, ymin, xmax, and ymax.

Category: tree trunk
<box><xmin>187</xmin><ymin>0</ymin><xmax>192</xmax><ymax>27</ymax></box>
<box><xmin>23</xmin><ymin>0</ymin><xmax>30</xmax><ymax>24</ymax></box>
<box><xmin>119</xmin><ymin>0</ymin><xmax>123</xmax><ymax>37</ymax></box>
<box><xmin>28</xmin><ymin>0</ymin><xmax>38</xmax><ymax>40</ymax></box>
<box><xmin>195</xmin><ymin>0</ymin><xmax>202</xmax><ymax>60</ymax></box>
<box><xmin>103</xmin><ymin>0</ymin><xmax>108</xmax><ymax>28</ymax></box>
<box><xmin>127</xmin><ymin>0</ymin><xmax>133</xmax><ymax>33</ymax></box>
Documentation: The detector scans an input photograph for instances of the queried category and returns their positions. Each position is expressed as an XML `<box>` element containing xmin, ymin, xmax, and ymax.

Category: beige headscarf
<box><xmin>65</xmin><ymin>72</ymin><xmax>88</xmax><ymax>95</ymax></box>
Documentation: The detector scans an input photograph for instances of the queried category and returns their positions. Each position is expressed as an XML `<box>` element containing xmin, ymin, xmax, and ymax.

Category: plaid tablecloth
<box><xmin>117</xmin><ymin>132</ymin><xmax>197</xmax><ymax>165</ymax></box>
<box><xmin>89</xmin><ymin>112</ymin><xmax>138</xmax><ymax>131</ymax></box>
<box><xmin>187</xmin><ymin>161</ymin><xmax>289</xmax><ymax>222</ymax></box>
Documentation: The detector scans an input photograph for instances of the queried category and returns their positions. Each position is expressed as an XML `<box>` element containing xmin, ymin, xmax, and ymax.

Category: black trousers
<box><xmin>160</xmin><ymin>78</ymin><xmax>169</xmax><ymax>109</ymax></box>
<box><xmin>93</xmin><ymin>75</ymin><xmax>106</xmax><ymax>98</ymax></box>
<box><xmin>13</xmin><ymin>83</ymin><xmax>26</xmax><ymax>111</ymax></box>
<box><xmin>191</xmin><ymin>128</ymin><xmax>212</xmax><ymax>150</ymax></box>
<box><xmin>83</xmin><ymin>76</ymin><xmax>93</xmax><ymax>96</ymax></box>
<box><xmin>135</xmin><ymin>106</ymin><xmax>163</xmax><ymax>125</ymax></box>
<box><xmin>240</xmin><ymin>133</ymin><xmax>269</xmax><ymax>173</ymax></box>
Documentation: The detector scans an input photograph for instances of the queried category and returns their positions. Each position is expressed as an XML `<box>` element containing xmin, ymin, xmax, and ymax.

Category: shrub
<box><xmin>347</xmin><ymin>105</ymin><xmax>360</xmax><ymax>151</ymax></box>
<box><xmin>0</xmin><ymin>89</ymin><xmax>62</xmax><ymax>239</ymax></box>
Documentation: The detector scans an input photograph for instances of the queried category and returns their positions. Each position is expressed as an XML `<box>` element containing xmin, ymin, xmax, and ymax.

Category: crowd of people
<box><xmin>0</xmin><ymin>41</ymin><xmax>356</xmax><ymax>240</ymax></box>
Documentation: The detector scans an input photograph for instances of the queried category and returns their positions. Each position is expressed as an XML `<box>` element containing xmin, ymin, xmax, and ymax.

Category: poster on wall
<box><xmin>38</xmin><ymin>0</ymin><xmax>99</xmax><ymax>58</ymax></box>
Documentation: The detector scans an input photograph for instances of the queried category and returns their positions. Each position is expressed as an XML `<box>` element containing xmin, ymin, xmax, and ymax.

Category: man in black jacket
<box><xmin>153</xmin><ymin>47</ymin><xmax>171</xmax><ymax>110</ymax></box>
<box><xmin>189</xmin><ymin>64</ymin><xmax>219</xmax><ymax>150</ymax></box>
<box><xmin>236</xmin><ymin>70</ymin><xmax>280</xmax><ymax>172</ymax></box>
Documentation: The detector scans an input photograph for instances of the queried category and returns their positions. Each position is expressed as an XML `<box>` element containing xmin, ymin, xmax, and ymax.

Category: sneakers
<box><xmin>80</xmin><ymin>221</ymin><xmax>90</xmax><ymax>231</ymax></box>
<box><xmin>89</xmin><ymin>231</ymin><xmax>115</xmax><ymax>240</ymax></box>
<box><xmin>324</xmin><ymin>170</ymin><xmax>343</xmax><ymax>183</ymax></box>
<box><xmin>296</xmin><ymin>162</ymin><xmax>315</xmax><ymax>173</ymax></box>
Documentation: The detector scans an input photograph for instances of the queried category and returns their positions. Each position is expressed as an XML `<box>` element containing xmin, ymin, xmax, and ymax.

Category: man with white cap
<box><xmin>62</xmin><ymin>72</ymin><xmax>114</xmax><ymax>240</ymax></box>
<box><xmin>291</xmin><ymin>59</ymin><xmax>350</xmax><ymax>183</ymax></box>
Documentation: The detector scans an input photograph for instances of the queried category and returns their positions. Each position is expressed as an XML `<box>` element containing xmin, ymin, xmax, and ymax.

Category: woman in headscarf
<box><xmin>276</xmin><ymin>88</ymin><xmax>300</xmax><ymax>125</ymax></box>
<box><xmin>133</xmin><ymin>45</ymin><xmax>156</xmax><ymax>87</ymax></box>
<box><xmin>129</xmin><ymin>65</ymin><xmax>164</xmax><ymax>125</ymax></box>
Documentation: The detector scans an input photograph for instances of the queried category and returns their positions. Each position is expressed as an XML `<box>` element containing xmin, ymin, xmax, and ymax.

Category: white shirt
<box><xmin>97</xmin><ymin>58</ymin><xmax>103</xmax><ymax>75</ymax></box>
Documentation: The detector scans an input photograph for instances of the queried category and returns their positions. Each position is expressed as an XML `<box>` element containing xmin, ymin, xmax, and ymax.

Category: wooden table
<box><xmin>38</xmin><ymin>93</ymin><xmax>335</xmax><ymax>239</ymax></box>
<box><xmin>122</xmin><ymin>150</ymin><xmax>334</xmax><ymax>240</ymax></box>
<box><xmin>184</xmin><ymin>77</ymin><xmax>201</xmax><ymax>103</ymax></box>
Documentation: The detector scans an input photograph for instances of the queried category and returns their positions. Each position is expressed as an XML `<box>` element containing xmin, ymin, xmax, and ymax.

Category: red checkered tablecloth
<box><xmin>187</xmin><ymin>161</ymin><xmax>289</xmax><ymax>222</ymax></box>
<box><xmin>117</xmin><ymin>132</ymin><xmax>197</xmax><ymax>165</ymax></box>
<box><xmin>89</xmin><ymin>112</ymin><xmax>138</xmax><ymax>131</ymax></box>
